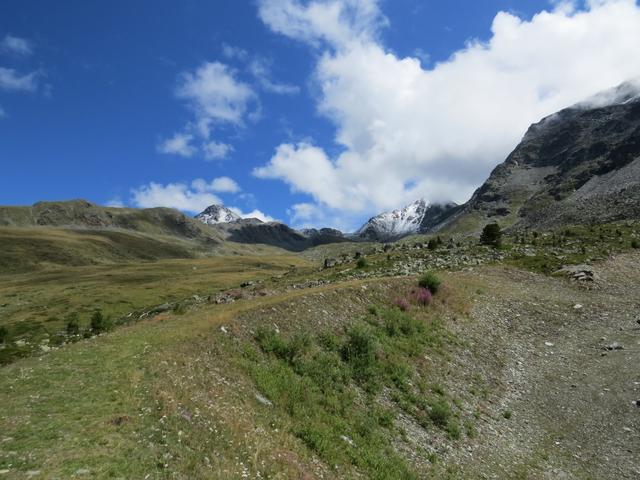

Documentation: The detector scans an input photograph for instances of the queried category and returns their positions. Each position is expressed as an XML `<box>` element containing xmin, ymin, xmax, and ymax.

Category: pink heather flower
<box><xmin>415</xmin><ymin>287</ymin><xmax>433</xmax><ymax>306</ymax></box>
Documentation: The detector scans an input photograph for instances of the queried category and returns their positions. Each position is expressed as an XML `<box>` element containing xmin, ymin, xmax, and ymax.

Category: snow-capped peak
<box><xmin>195</xmin><ymin>204</ymin><xmax>241</xmax><ymax>225</ymax></box>
<box><xmin>356</xmin><ymin>199</ymin><xmax>430</xmax><ymax>241</ymax></box>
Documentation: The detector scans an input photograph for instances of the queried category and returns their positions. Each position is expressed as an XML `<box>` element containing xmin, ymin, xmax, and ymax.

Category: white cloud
<box><xmin>130</xmin><ymin>176</ymin><xmax>242</xmax><ymax>213</ymax></box>
<box><xmin>257</xmin><ymin>0</ymin><xmax>386</xmax><ymax>48</ymax></box>
<box><xmin>158</xmin><ymin>62</ymin><xmax>257</xmax><ymax>160</ymax></box>
<box><xmin>248</xmin><ymin>58</ymin><xmax>300</xmax><ymax>95</ymax></box>
<box><xmin>255</xmin><ymin>0</ymin><xmax>640</xmax><ymax>220</ymax></box>
<box><xmin>229</xmin><ymin>207</ymin><xmax>276</xmax><ymax>222</ymax></box>
<box><xmin>0</xmin><ymin>34</ymin><xmax>33</xmax><ymax>57</ymax></box>
<box><xmin>177</xmin><ymin>61</ymin><xmax>255</xmax><ymax>127</ymax></box>
<box><xmin>157</xmin><ymin>132</ymin><xmax>196</xmax><ymax>157</ymax></box>
<box><xmin>203</xmin><ymin>140</ymin><xmax>234</xmax><ymax>160</ymax></box>
<box><xmin>105</xmin><ymin>198</ymin><xmax>125</xmax><ymax>208</ymax></box>
<box><xmin>0</xmin><ymin>67</ymin><xmax>38</xmax><ymax>91</ymax></box>
<box><xmin>222</xmin><ymin>43</ymin><xmax>249</xmax><ymax>61</ymax></box>
<box><xmin>209</xmin><ymin>176</ymin><xmax>241</xmax><ymax>193</ymax></box>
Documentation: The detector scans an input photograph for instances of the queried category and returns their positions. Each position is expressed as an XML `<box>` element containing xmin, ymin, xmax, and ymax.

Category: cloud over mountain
<box><xmin>255</xmin><ymin>0</ymin><xmax>640</xmax><ymax>222</ymax></box>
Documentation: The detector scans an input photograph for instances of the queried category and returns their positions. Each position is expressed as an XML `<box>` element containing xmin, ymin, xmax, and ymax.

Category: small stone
<box><xmin>545</xmin><ymin>341</ymin><xmax>554</xmax><ymax>347</ymax></box>
<box><xmin>75</xmin><ymin>469</ymin><xmax>90</xmax><ymax>475</ymax></box>
<box><xmin>573</xmin><ymin>304</ymin><xmax>583</xmax><ymax>310</ymax></box>
<box><xmin>604</xmin><ymin>342</ymin><xmax>624</xmax><ymax>351</ymax></box>
<box><xmin>255</xmin><ymin>393</ymin><xmax>273</xmax><ymax>406</ymax></box>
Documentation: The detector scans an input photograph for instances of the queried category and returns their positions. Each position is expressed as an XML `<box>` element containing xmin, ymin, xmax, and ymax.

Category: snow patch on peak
<box><xmin>356</xmin><ymin>199</ymin><xmax>430</xmax><ymax>241</ymax></box>
<box><xmin>195</xmin><ymin>204</ymin><xmax>241</xmax><ymax>225</ymax></box>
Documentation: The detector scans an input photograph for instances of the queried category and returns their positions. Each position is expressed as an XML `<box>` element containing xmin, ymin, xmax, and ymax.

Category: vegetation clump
<box><xmin>0</xmin><ymin>325</ymin><xmax>8</xmax><ymax>344</ymax></box>
<box><xmin>415</xmin><ymin>287</ymin><xmax>433</xmax><ymax>306</ymax></box>
<box><xmin>632</xmin><ymin>239</ymin><xmax>640</xmax><ymax>249</ymax></box>
<box><xmin>65</xmin><ymin>312</ymin><xmax>80</xmax><ymax>336</ymax></box>
<box><xmin>418</xmin><ymin>271</ymin><xmax>442</xmax><ymax>294</ymax></box>
<box><xmin>248</xmin><ymin>304</ymin><xmax>458</xmax><ymax>479</ymax></box>
<box><xmin>356</xmin><ymin>257</ymin><xmax>368</xmax><ymax>269</ymax></box>
<box><xmin>89</xmin><ymin>309</ymin><xmax>111</xmax><ymax>334</ymax></box>
<box><xmin>480</xmin><ymin>222</ymin><xmax>503</xmax><ymax>247</ymax></box>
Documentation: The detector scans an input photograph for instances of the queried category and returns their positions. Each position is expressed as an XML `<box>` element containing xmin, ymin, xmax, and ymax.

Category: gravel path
<box><xmin>452</xmin><ymin>252</ymin><xmax>640</xmax><ymax>479</ymax></box>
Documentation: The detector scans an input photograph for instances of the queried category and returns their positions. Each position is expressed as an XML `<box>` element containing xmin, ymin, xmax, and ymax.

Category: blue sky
<box><xmin>2</xmin><ymin>0</ymin><xmax>640</xmax><ymax>230</ymax></box>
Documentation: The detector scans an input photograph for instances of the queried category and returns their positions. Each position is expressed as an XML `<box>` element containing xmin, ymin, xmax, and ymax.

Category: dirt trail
<box><xmin>453</xmin><ymin>253</ymin><xmax>640</xmax><ymax>479</ymax></box>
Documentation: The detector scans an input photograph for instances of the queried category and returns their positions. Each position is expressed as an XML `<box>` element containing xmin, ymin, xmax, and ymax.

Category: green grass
<box><xmin>243</xmin><ymin>305</ymin><xmax>461</xmax><ymax>479</ymax></box>
<box><xmin>0</xmin><ymin>251</ymin><xmax>311</xmax><ymax>364</ymax></box>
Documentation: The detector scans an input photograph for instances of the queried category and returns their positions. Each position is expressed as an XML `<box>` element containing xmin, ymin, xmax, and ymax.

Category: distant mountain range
<box><xmin>2</xmin><ymin>81</ymin><xmax>640</xmax><ymax>250</ymax></box>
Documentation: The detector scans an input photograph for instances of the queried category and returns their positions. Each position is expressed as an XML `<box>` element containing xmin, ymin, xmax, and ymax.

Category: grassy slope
<box><xmin>0</xmin><ymin>276</ymin><xmax>480</xmax><ymax>479</ymax></box>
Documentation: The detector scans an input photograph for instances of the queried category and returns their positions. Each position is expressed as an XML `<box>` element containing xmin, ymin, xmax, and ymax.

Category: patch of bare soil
<box><xmin>449</xmin><ymin>252</ymin><xmax>640</xmax><ymax>479</ymax></box>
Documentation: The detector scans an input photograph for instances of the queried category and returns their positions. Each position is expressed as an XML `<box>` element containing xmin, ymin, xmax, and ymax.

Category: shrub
<box><xmin>356</xmin><ymin>257</ymin><xmax>367</xmax><ymax>269</ymax></box>
<box><xmin>503</xmin><ymin>410</ymin><xmax>512</xmax><ymax>419</ymax></box>
<box><xmin>394</xmin><ymin>298</ymin><xmax>411</xmax><ymax>311</ymax></box>
<box><xmin>172</xmin><ymin>302</ymin><xmax>188</xmax><ymax>315</ymax></box>
<box><xmin>65</xmin><ymin>312</ymin><xmax>80</xmax><ymax>336</ymax></box>
<box><xmin>429</xmin><ymin>398</ymin><xmax>452</xmax><ymax>428</ymax></box>
<box><xmin>418</xmin><ymin>271</ymin><xmax>441</xmax><ymax>294</ymax></box>
<box><xmin>480</xmin><ymin>223</ymin><xmax>502</xmax><ymax>247</ymax></box>
<box><xmin>255</xmin><ymin>328</ymin><xmax>311</xmax><ymax>364</ymax></box>
<box><xmin>90</xmin><ymin>309</ymin><xmax>110</xmax><ymax>334</ymax></box>
<box><xmin>632</xmin><ymin>240</ymin><xmax>640</xmax><ymax>249</ymax></box>
<box><xmin>0</xmin><ymin>326</ymin><xmax>8</xmax><ymax>344</ymax></box>
<box><xmin>415</xmin><ymin>287</ymin><xmax>433</xmax><ymax>306</ymax></box>
<box><xmin>341</xmin><ymin>326</ymin><xmax>378</xmax><ymax>385</ymax></box>
<box><xmin>427</xmin><ymin>239</ymin><xmax>438</xmax><ymax>250</ymax></box>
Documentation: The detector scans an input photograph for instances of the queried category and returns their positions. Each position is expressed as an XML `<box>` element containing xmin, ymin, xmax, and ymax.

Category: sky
<box><xmin>2</xmin><ymin>0</ymin><xmax>640</xmax><ymax>231</ymax></box>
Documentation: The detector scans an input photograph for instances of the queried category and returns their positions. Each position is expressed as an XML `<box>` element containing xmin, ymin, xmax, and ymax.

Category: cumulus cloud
<box><xmin>209</xmin><ymin>176</ymin><xmax>241</xmax><ymax>193</ymax></box>
<box><xmin>255</xmin><ymin>0</ymin><xmax>640</xmax><ymax>223</ymax></box>
<box><xmin>0</xmin><ymin>34</ymin><xmax>33</xmax><ymax>57</ymax></box>
<box><xmin>131</xmin><ymin>177</ymin><xmax>242</xmax><ymax>213</ymax></box>
<box><xmin>177</xmin><ymin>62</ymin><xmax>256</xmax><ymax>127</ymax></box>
<box><xmin>248</xmin><ymin>58</ymin><xmax>300</xmax><ymax>95</ymax></box>
<box><xmin>0</xmin><ymin>67</ymin><xmax>39</xmax><ymax>91</ymax></box>
<box><xmin>229</xmin><ymin>207</ymin><xmax>276</xmax><ymax>222</ymax></box>
<box><xmin>157</xmin><ymin>132</ymin><xmax>196</xmax><ymax>157</ymax></box>
<box><xmin>203</xmin><ymin>140</ymin><xmax>234</xmax><ymax>160</ymax></box>
<box><xmin>158</xmin><ymin>62</ymin><xmax>257</xmax><ymax>160</ymax></box>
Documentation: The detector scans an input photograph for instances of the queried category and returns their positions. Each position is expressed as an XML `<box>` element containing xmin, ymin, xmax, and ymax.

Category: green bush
<box><xmin>341</xmin><ymin>326</ymin><xmax>379</xmax><ymax>385</ymax></box>
<box><xmin>428</xmin><ymin>398</ymin><xmax>452</xmax><ymax>428</ymax></box>
<box><xmin>480</xmin><ymin>223</ymin><xmax>502</xmax><ymax>247</ymax></box>
<box><xmin>418</xmin><ymin>271</ymin><xmax>441</xmax><ymax>294</ymax></box>
<box><xmin>356</xmin><ymin>257</ymin><xmax>367</xmax><ymax>268</ymax></box>
<box><xmin>632</xmin><ymin>239</ymin><xmax>640</xmax><ymax>249</ymax></box>
<box><xmin>90</xmin><ymin>309</ymin><xmax>111</xmax><ymax>334</ymax></box>
<box><xmin>427</xmin><ymin>239</ymin><xmax>438</xmax><ymax>250</ymax></box>
<box><xmin>65</xmin><ymin>312</ymin><xmax>80</xmax><ymax>336</ymax></box>
<box><xmin>255</xmin><ymin>328</ymin><xmax>311</xmax><ymax>364</ymax></box>
<box><xmin>0</xmin><ymin>325</ymin><xmax>8</xmax><ymax>344</ymax></box>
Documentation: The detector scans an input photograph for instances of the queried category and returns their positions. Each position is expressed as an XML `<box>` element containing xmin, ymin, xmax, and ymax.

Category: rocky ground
<box><xmin>448</xmin><ymin>253</ymin><xmax>640</xmax><ymax>479</ymax></box>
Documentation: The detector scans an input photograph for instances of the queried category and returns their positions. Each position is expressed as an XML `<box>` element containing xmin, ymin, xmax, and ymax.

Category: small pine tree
<box><xmin>427</xmin><ymin>239</ymin><xmax>438</xmax><ymax>250</ymax></box>
<box><xmin>356</xmin><ymin>257</ymin><xmax>367</xmax><ymax>269</ymax></box>
<box><xmin>480</xmin><ymin>223</ymin><xmax>502</xmax><ymax>248</ymax></box>
<box><xmin>65</xmin><ymin>312</ymin><xmax>80</xmax><ymax>336</ymax></box>
<box><xmin>0</xmin><ymin>325</ymin><xmax>8</xmax><ymax>344</ymax></box>
<box><xmin>90</xmin><ymin>309</ymin><xmax>109</xmax><ymax>334</ymax></box>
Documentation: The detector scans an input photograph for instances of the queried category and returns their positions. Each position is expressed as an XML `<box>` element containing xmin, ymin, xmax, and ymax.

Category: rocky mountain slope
<box><xmin>442</xmin><ymin>80</ymin><xmax>640</xmax><ymax>233</ymax></box>
<box><xmin>195</xmin><ymin>204</ymin><xmax>241</xmax><ymax>224</ymax></box>
<box><xmin>193</xmin><ymin>204</ymin><xmax>350</xmax><ymax>251</ymax></box>
<box><xmin>356</xmin><ymin>199</ymin><xmax>458</xmax><ymax>241</ymax></box>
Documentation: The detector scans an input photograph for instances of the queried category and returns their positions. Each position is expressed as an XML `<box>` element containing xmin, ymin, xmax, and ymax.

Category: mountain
<box><xmin>195</xmin><ymin>204</ymin><xmax>241</xmax><ymax>225</ymax></box>
<box><xmin>0</xmin><ymin>200</ymin><xmax>221</xmax><ymax>242</ymax></box>
<box><xmin>441</xmin><ymin>80</ymin><xmax>640</xmax><ymax>234</ymax></box>
<box><xmin>356</xmin><ymin>199</ymin><xmax>458</xmax><ymax>242</ymax></box>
